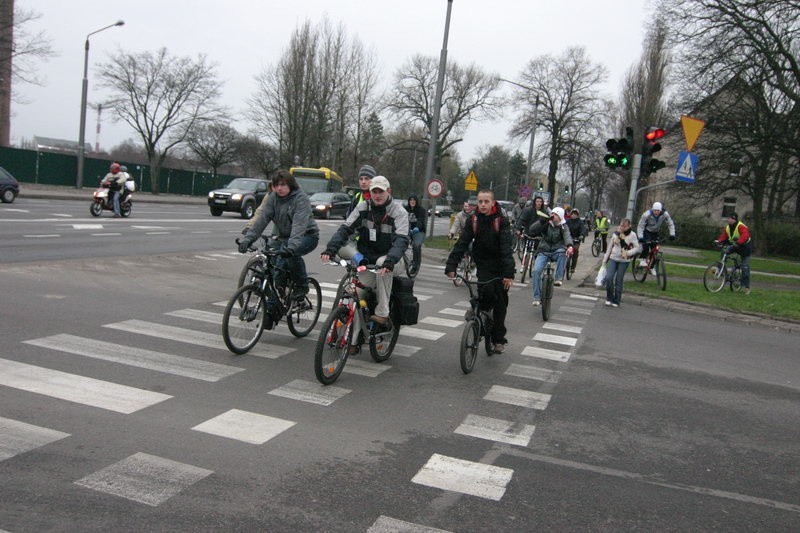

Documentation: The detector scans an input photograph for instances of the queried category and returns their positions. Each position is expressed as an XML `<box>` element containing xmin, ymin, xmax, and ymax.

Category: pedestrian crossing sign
<box><xmin>675</xmin><ymin>151</ymin><xmax>698</xmax><ymax>183</ymax></box>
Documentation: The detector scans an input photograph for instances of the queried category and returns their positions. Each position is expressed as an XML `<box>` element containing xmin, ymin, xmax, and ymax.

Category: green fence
<box><xmin>0</xmin><ymin>146</ymin><xmax>242</xmax><ymax>196</ymax></box>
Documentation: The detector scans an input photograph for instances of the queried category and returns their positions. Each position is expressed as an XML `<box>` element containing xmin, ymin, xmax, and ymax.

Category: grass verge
<box><xmin>664</xmin><ymin>247</ymin><xmax>800</xmax><ymax>275</ymax></box>
<box><xmin>664</xmin><ymin>264</ymin><xmax>800</xmax><ymax>288</ymax></box>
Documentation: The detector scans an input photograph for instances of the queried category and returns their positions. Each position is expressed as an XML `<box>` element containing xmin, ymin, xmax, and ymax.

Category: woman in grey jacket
<box><xmin>602</xmin><ymin>218</ymin><xmax>641</xmax><ymax>307</ymax></box>
<box><xmin>239</xmin><ymin>170</ymin><xmax>319</xmax><ymax>303</ymax></box>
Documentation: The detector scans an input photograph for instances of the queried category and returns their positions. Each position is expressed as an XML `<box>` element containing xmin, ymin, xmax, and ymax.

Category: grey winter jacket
<box><xmin>528</xmin><ymin>219</ymin><xmax>573</xmax><ymax>253</ymax></box>
<box><xmin>244</xmin><ymin>188</ymin><xmax>318</xmax><ymax>254</ymax></box>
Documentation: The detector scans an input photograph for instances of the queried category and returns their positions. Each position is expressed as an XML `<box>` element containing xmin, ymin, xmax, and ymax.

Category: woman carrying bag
<box><xmin>602</xmin><ymin>218</ymin><xmax>641</xmax><ymax>307</ymax></box>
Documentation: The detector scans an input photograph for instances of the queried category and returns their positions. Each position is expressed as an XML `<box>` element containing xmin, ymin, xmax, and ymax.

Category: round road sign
<box><xmin>426</xmin><ymin>179</ymin><xmax>444</xmax><ymax>198</ymax></box>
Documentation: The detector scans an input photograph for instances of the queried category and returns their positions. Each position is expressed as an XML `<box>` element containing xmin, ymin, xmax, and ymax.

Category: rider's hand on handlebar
<box><xmin>237</xmin><ymin>238</ymin><xmax>252</xmax><ymax>254</ymax></box>
<box><xmin>502</xmin><ymin>277</ymin><xmax>513</xmax><ymax>290</ymax></box>
<box><xmin>446</xmin><ymin>271</ymin><xmax>455</xmax><ymax>279</ymax></box>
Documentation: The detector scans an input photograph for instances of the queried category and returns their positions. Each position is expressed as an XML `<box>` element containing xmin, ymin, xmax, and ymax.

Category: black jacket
<box><xmin>566</xmin><ymin>218</ymin><xmax>589</xmax><ymax>242</ymax></box>
<box><xmin>445</xmin><ymin>207</ymin><xmax>515</xmax><ymax>281</ymax></box>
<box><xmin>514</xmin><ymin>205</ymin><xmax>550</xmax><ymax>233</ymax></box>
<box><xmin>404</xmin><ymin>196</ymin><xmax>427</xmax><ymax>233</ymax></box>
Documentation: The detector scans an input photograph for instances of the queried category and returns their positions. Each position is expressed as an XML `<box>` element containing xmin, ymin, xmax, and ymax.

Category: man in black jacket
<box><xmin>405</xmin><ymin>193</ymin><xmax>427</xmax><ymax>275</ymax></box>
<box><xmin>445</xmin><ymin>189</ymin><xmax>515</xmax><ymax>354</ymax></box>
<box><xmin>565</xmin><ymin>208</ymin><xmax>589</xmax><ymax>276</ymax></box>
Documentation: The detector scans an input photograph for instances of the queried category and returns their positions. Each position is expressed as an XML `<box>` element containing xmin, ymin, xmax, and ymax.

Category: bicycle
<box><xmin>314</xmin><ymin>261</ymin><xmax>403</xmax><ymax>385</ymax></box>
<box><xmin>565</xmin><ymin>237</ymin><xmax>584</xmax><ymax>280</ymax></box>
<box><xmin>632</xmin><ymin>238</ymin><xmax>667</xmax><ymax>290</ymax></box>
<box><xmin>534</xmin><ymin>250</ymin><xmax>563</xmax><ymax>322</ymax></box>
<box><xmin>703</xmin><ymin>242</ymin><xmax>744</xmax><ymax>292</ymax></box>
<box><xmin>222</xmin><ymin>240</ymin><xmax>322</xmax><ymax>354</ymax></box>
<box><xmin>454</xmin><ymin>275</ymin><xmax>502</xmax><ymax>374</ymax></box>
<box><xmin>402</xmin><ymin>231</ymin><xmax>420</xmax><ymax>278</ymax></box>
<box><xmin>590</xmin><ymin>232</ymin><xmax>603</xmax><ymax>258</ymax></box>
<box><xmin>517</xmin><ymin>234</ymin><xmax>540</xmax><ymax>283</ymax></box>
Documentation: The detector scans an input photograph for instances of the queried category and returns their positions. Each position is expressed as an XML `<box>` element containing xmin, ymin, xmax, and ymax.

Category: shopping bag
<box><xmin>594</xmin><ymin>264</ymin><xmax>607</xmax><ymax>288</ymax></box>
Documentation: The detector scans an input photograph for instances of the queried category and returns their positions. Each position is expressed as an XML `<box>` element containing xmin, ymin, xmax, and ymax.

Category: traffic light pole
<box><xmin>624</xmin><ymin>154</ymin><xmax>642</xmax><ymax>221</ymax></box>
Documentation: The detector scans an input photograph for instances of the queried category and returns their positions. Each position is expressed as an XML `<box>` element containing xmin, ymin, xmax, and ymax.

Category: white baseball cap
<box><xmin>370</xmin><ymin>176</ymin><xmax>390</xmax><ymax>191</ymax></box>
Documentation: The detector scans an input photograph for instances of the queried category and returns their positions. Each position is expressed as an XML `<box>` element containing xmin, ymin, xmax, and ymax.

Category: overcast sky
<box><xmin>12</xmin><ymin>0</ymin><xmax>650</xmax><ymax>169</ymax></box>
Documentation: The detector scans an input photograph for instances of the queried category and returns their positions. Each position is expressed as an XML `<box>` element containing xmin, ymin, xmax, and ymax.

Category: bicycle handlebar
<box><xmin>452</xmin><ymin>274</ymin><xmax>503</xmax><ymax>286</ymax></box>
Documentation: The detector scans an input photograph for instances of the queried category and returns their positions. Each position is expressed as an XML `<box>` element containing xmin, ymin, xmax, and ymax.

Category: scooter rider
<box><xmin>100</xmin><ymin>162</ymin><xmax>126</xmax><ymax>217</ymax></box>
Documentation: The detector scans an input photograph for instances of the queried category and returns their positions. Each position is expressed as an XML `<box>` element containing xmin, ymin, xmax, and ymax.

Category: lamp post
<box><xmin>76</xmin><ymin>20</ymin><xmax>124</xmax><ymax>189</ymax></box>
<box><xmin>499</xmin><ymin>78</ymin><xmax>539</xmax><ymax>193</ymax></box>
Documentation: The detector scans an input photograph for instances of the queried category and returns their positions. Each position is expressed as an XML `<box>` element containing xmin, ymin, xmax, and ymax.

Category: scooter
<box><xmin>90</xmin><ymin>181</ymin><xmax>133</xmax><ymax>217</ymax></box>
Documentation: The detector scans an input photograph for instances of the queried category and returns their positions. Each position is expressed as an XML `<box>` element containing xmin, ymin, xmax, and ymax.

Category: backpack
<box><xmin>471</xmin><ymin>214</ymin><xmax>502</xmax><ymax>235</ymax></box>
<box><xmin>392</xmin><ymin>276</ymin><xmax>419</xmax><ymax>326</ymax></box>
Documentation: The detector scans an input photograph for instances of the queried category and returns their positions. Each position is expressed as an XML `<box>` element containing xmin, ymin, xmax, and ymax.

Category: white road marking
<box><xmin>438</xmin><ymin>307</ymin><xmax>467</xmax><ymax>317</ymax></box>
<box><xmin>411</xmin><ymin>453</ymin><xmax>514</xmax><ymax>501</ymax></box>
<box><xmin>505</xmin><ymin>364</ymin><xmax>562</xmax><ymax>383</ymax></box>
<box><xmin>533</xmin><ymin>332</ymin><xmax>578</xmax><ymax>347</ymax></box>
<box><xmin>454</xmin><ymin>413</ymin><xmax>535</xmax><ymax>447</ymax></box>
<box><xmin>368</xmin><ymin>516</ymin><xmax>451</xmax><ymax>532</ymax></box>
<box><xmin>542</xmin><ymin>323</ymin><xmax>583</xmax><ymax>334</ymax></box>
<box><xmin>268</xmin><ymin>379</ymin><xmax>350</xmax><ymax>406</ymax></box>
<box><xmin>484</xmin><ymin>385</ymin><xmax>551</xmax><ymax>410</ymax></box>
<box><xmin>0</xmin><ymin>358</ymin><xmax>171</xmax><ymax>414</ymax></box>
<box><xmin>74</xmin><ymin>452</ymin><xmax>213</xmax><ymax>507</ymax></box>
<box><xmin>191</xmin><ymin>409</ymin><xmax>295</xmax><ymax>444</ymax></box>
<box><xmin>570</xmin><ymin>294</ymin><xmax>597</xmax><ymax>301</ymax></box>
<box><xmin>104</xmin><ymin>319</ymin><xmax>295</xmax><ymax>359</ymax></box>
<box><xmin>521</xmin><ymin>346</ymin><xmax>571</xmax><ymax>362</ymax></box>
<box><xmin>91</xmin><ymin>233</ymin><xmax>122</xmax><ymax>236</ymax></box>
<box><xmin>51</xmin><ymin>213</ymin><xmax>73</xmax><ymax>217</ymax></box>
<box><xmin>24</xmin><ymin>334</ymin><xmax>243</xmax><ymax>382</ymax></box>
<box><xmin>23</xmin><ymin>234</ymin><xmax>60</xmax><ymax>238</ymax></box>
<box><xmin>559</xmin><ymin>305</ymin><xmax>593</xmax><ymax>315</ymax></box>
<box><xmin>146</xmin><ymin>231</ymin><xmax>170</xmax><ymax>235</ymax></box>
<box><xmin>392</xmin><ymin>344</ymin><xmax>421</xmax><ymax>357</ymax></box>
<box><xmin>399</xmin><ymin>327</ymin><xmax>445</xmax><ymax>341</ymax></box>
<box><xmin>0</xmin><ymin>417</ymin><xmax>70</xmax><ymax>462</ymax></box>
<box><xmin>342</xmin><ymin>358</ymin><xmax>393</xmax><ymax>377</ymax></box>
<box><xmin>419</xmin><ymin>316</ymin><xmax>462</xmax><ymax>328</ymax></box>
<box><xmin>72</xmin><ymin>224</ymin><xmax>103</xmax><ymax>229</ymax></box>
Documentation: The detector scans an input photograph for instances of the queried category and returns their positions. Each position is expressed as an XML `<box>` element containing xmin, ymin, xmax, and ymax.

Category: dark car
<box><xmin>208</xmin><ymin>178</ymin><xmax>270</xmax><ymax>219</ymax></box>
<box><xmin>0</xmin><ymin>166</ymin><xmax>20</xmax><ymax>203</ymax></box>
<box><xmin>427</xmin><ymin>205</ymin><xmax>453</xmax><ymax>218</ymax></box>
<box><xmin>309</xmin><ymin>192</ymin><xmax>351</xmax><ymax>219</ymax></box>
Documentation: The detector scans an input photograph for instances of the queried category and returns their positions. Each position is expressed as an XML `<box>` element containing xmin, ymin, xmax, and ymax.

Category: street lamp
<box><xmin>499</xmin><ymin>78</ymin><xmax>540</xmax><ymax>192</ymax></box>
<box><xmin>76</xmin><ymin>20</ymin><xmax>124</xmax><ymax>189</ymax></box>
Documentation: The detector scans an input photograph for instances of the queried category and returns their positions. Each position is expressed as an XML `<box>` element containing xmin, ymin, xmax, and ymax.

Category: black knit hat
<box><xmin>729</xmin><ymin>212</ymin><xmax>739</xmax><ymax>222</ymax></box>
<box><xmin>358</xmin><ymin>165</ymin><xmax>377</xmax><ymax>179</ymax></box>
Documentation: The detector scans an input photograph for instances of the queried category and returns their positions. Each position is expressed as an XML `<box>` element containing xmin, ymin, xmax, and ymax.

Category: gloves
<box><xmin>725</xmin><ymin>245</ymin><xmax>737</xmax><ymax>254</ymax></box>
<box><xmin>238</xmin><ymin>238</ymin><xmax>252</xmax><ymax>254</ymax></box>
<box><xmin>278</xmin><ymin>248</ymin><xmax>293</xmax><ymax>258</ymax></box>
<box><xmin>669</xmin><ymin>235</ymin><xmax>676</xmax><ymax>241</ymax></box>
<box><xmin>381</xmin><ymin>260</ymin><xmax>394</xmax><ymax>272</ymax></box>
<box><xmin>411</xmin><ymin>227</ymin><xmax>420</xmax><ymax>235</ymax></box>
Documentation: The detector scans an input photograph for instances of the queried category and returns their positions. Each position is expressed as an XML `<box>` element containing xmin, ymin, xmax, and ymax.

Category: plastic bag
<box><xmin>594</xmin><ymin>264</ymin><xmax>607</xmax><ymax>288</ymax></box>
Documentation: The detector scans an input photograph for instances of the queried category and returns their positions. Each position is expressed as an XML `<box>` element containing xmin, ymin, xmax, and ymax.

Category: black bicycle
<box><xmin>591</xmin><ymin>232</ymin><xmax>603</xmax><ymax>257</ymax></box>
<box><xmin>534</xmin><ymin>250</ymin><xmax>565</xmax><ymax>322</ymax></box>
<box><xmin>703</xmin><ymin>242</ymin><xmax>744</xmax><ymax>292</ymax></box>
<box><xmin>518</xmin><ymin>234</ymin><xmax>540</xmax><ymax>283</ymax></box>
<box><xmin>455</xmin><ymin>275</ymin><xmax>502</xmax><ymax>374</ymax></box>
<box><xmin>222</xmin><ymin>240</ymin><xmax>322</xmax><ymax>354</ymax></box>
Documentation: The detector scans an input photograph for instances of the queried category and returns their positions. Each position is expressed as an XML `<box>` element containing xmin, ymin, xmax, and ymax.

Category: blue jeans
<box><xmin>532</xmin><ymin>249</ymin><xmax>567</xmax><ymax>299</ymax></box>
<box><xmin>605</xmin><ymin>259</ymin><xmax>629</xmax><ymax>305</ymax></box>
<box><xmin>275</xmin><ymin>233</ymin><xmax>319</xmax><ymax>296</ymax></box>
<box><xmin>410</xmin><ymin>230</ymin><xmax>425</xmax><ymax>267</ymax></box>
<box><xmin>110</xmin><ymin>190</ymin><xmax>120</xmax><ymax>215</ymax></box>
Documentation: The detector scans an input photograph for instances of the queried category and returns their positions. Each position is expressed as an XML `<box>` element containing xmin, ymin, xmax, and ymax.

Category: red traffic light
<box><xmin>645</xmin><ymin>128</ymin><xmax>666</xmax><ymax>141</ymax></box>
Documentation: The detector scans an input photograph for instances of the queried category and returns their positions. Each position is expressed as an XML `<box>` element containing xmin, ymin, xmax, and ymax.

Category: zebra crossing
<box><xmin>409</xmin><ymin>291</ymin><xmax>597</xmax><ymax>510</ymax></box>
<box><xmin>0</xmin><ymin>257</ymin><xmax>453</xmax><ymax>510</ymax></box>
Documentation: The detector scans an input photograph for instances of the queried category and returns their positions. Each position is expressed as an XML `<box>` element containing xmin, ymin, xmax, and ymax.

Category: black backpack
<box><xmin>392</xmin><ymin>276</ymin><xmax>419</xmax><ymax>326</ymax></box>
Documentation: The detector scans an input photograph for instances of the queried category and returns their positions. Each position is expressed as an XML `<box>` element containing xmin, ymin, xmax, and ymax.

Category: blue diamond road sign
<box><xmin>675</xmin><ymin>151</ymin><xmax>698</xmax><ymax>183</ymax></box>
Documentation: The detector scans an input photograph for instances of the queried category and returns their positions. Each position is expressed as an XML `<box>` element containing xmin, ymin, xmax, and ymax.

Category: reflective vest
<box><xmin>595</xmin><ymin>217</ymin><xmax>609</xmax><ymax>234</ymax></box>
<box><xmin>725</xmin><ymin>221</ymin><xmax>750</xmax><ymax>243</ymax></box>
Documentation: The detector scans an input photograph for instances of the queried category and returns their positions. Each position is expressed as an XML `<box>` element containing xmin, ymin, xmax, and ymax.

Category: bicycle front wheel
<box><xmin>287</xmin><ymin>278</ymin><xmax>322</xmax><ymax>337</ymax></box>
<box><xmin>520</xmin><ymin>253</ymin><xmax>530</xmax><ymax>283</ymax></box>
<box><xmin>591</xmin><ymin>239</ymin><xmax>601</xmax><ymax>257</ymax></box>
<box><xmin>369</xmin><ymin>308</ymin><xmax>400</xmax><ymax>362</ymax></box>
<box><xmin>632</xmin><ymin>256</ymin><xmax>646</xmax><ymax>282</ymax></box>
<box><xmin>655</xmin><ymin>256</ymin><xmax>667</xmax><ymax>291</ymax></box>
<box><xmin>541</xmin><ymin>272</ymin><xmax>553</xmax><ymax>321</ymax></box>
<box><xmin>222</xmin><ymin>284</ymin><xmax>265</xmax><ymax>354</ymax></box>
<box><xmin>703</xmin><ymin>262</ymin><xmax>727</xmax><ymax>292</ymax></box>
<box><xmin>236</xmin><ymin>256</ymin><xmax>262</xmax><ymax>306</ymax></box>
<box><xmin>314</xmin><ymin>306</ymin><xmax>353</xmax><ymax>385</ymax></box>
<box><xmin>459</xmin><ymin>319</ymin><xmax>480</xmax><ymax>374</ymax></box>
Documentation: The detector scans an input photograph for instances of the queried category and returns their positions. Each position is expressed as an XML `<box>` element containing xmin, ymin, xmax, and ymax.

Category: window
<box><xmin>721</xmin><ymin>197</ymin><xmax>737</xmax><ymax>218</ymax></box>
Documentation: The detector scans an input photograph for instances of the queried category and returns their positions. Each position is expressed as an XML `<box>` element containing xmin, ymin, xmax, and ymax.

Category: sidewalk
<box><xmin>18</xmin><ymin>182</ymin><xmax>206</xmax><ymax>205</ymax></box>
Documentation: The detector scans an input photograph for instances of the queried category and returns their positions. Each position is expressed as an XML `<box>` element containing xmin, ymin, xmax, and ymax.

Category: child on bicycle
<box><xmin>714</xmin><ymin>212</ymin><xmax>752</xmax><ymax>294</ymax></box>
<box><xmin>445</xmin><ymin>189</ymin><xmax>514</xmax><ymax>354</ymax></box>
<box><xmin>527</xmin><ymin>206</ymin><xmax>574</xmax><ymax>306</ymax></box>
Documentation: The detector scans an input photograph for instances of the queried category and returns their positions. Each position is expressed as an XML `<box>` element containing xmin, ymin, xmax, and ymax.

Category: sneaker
<box><xmin>531</xmin><ymin>300</ymin><xmax>541</xmax><ymax>307</ymax></box>
<box><xmin>649</xmin><ymin>268</ymin><xmax>657</xmax><ymax>276</ymax></box>
<box><xmin>743</xmin><ymin>288</ymin><xmax>751</xmax><ymax>294</ymax></box>
<box><xmin>554</xmin><ymin>280</ymin><xmax>562</xmax><ymax>287</ymax></box>
<box><xmin>611</xmin><ymin>303</ymin><xmax>619</xmax><ymax>307</ymax></box>
<box><xmin>639</xmin><ymin>259</ymin><xmax>647</xmax><ymax>267</ymax></box>
<box><xmin>492</xmin><ymin>343</ymin><xmax>506</xmax><ymax>354</ymax></box>
<box><xmin>605</xmin><ymin>300</ymin><xmax>611</xmax><ymax>306</ymax></box>
<box><xmin>347</xmin><ymin>344</ymin><xmax>361</xmax><ymax>356</ymax></box>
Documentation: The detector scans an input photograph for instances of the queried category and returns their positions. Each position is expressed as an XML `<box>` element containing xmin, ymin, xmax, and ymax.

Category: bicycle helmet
<box><xmin>110</xmin><ymin>162</ymin><xmax>121</xmax><ymax>173</ymax></box>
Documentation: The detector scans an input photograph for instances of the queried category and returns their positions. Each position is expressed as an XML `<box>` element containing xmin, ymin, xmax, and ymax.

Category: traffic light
<box><xmin>603</xmin><ymin>128</ymin><xmax>633</xmax><ymax>169</ymax></box>
<box><xmin>537</xmin><ymin>181</ymin><xmax>543</xmax><ymax>191</ymax></box>
<box><xmin>642</xmin><ymin>127</ymin><xmax>666</xmax><ymax>177</ymax></box>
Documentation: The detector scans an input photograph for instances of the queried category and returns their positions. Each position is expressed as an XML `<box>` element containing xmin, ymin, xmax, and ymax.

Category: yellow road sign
<box><xmin>680</xmin><ymin>115</ymin><xmax>706</xmax><ymax>152</ymax></box>
<box><xmin>465</xmin><ymin>170</ymin><xmax>478</xmax><ymax>191</ymax></box>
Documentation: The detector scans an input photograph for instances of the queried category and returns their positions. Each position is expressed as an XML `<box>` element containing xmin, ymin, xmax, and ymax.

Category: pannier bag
<box><xmin>392</xmin><ymin>276</ymin><xmax>419</xmax><ymax>326</ymax></box>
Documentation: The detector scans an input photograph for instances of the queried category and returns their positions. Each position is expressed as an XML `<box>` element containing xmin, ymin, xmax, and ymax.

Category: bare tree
<box><xmin>0</xmin><ymin>1</ymin><xmax>55</xmax><ymax>146</ymax></box>
<box><xmin>386</xmin><ymin>54</ymin><xmax>502</xmax><ymax>183</ymax></box>
<box><xmin>98</xmin><ymin>47</ymin><xmax>222</xmax><ymax>194</ymax></box>
<box><xmin>509</xmin><ymin>47</ymin><xmax>610</xmax><ymax>196</ymax></box>
<box><xmin>186</xmin><ymin>121</ymin><xmax>241</xmax><ymax>178</ymax></box>
<box><xmin>235</xmin><ymin>135</ymin><xmax>281</xmax><ymax>179</ymax></box>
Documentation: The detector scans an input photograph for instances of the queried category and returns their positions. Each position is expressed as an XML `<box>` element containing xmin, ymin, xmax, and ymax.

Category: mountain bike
<box><xmin>223</xmin><ymin>240</ymin><xmax>322</xmax><ymax>354</ymax></box>
<box><xmin>454</xmin><ymin>275</ymin><xmax>502</xmax><ymax>374</ymax></box>
<box><xmin>703</xmin><ymin>242</ymin><xmax>744</xmax><ymax>292</ymax></box>
<box><xmin>632</xmin><ymin>239</ymin><xmax>667</xmax><ymax>290</ymax></box>
<box><xmin>535</xmin><ymin>250</ymin><xmax>563</xmax><ymax>322</ymax></box>
<box><xmin>314</xmin><ymin>261</ymin><xmax>403</xmax><ymax>385</ymax></box>
<box><xmin>518</xmin><ymin>234</ymin><xmax>540</xmax><ymax>283</ymax></box>
<box><xmin>452</xmin><ymin>246</ymin><xmax>476</xmax><ymax>287</ymax></box>
<box><xmin>402</xmin><ymin>231</ymin><xmax>420</xmax><ymax>278</ymax></box>
<box><xmin>591</xmin><ymin>232</ymin><xmax>603</xmax><ymax>257</ymax></box>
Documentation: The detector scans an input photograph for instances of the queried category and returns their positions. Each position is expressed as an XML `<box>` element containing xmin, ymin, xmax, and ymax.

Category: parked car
<box><xmin>208</xmin><ymin>178</ymin><xmax>270</xmax><ymax>218</ymax></box>
<box><xmin>309</xmin><ymin>191</ymin><xmax>351</xmax><ymax>219</ymax></box>
<box><xmin>497</xmin><ymin>200</ymin><xmax>515</xmax><ymax>216</ymax></box>
<box><xmin>427</xmin><ymin>205</ymin><xmax>453</xmax><ymax>218</ymax></box>
<box><xmin>0</xmin><ymin>166</ymin><xmax>20</xmax><ymax>203</ymax></box>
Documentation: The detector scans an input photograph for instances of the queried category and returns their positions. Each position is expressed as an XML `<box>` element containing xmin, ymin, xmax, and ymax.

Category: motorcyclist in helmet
<box><xmin>101</xmin><ymin>162</ymin><xmax>126</xmax><ymax>217</ymax></box>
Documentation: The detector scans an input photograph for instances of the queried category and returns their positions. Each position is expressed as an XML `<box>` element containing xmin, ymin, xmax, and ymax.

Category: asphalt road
<box><xmin>1</xmin><ymin>198</ymin><xmax>799</xmax><ymax>531</ymax></box>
